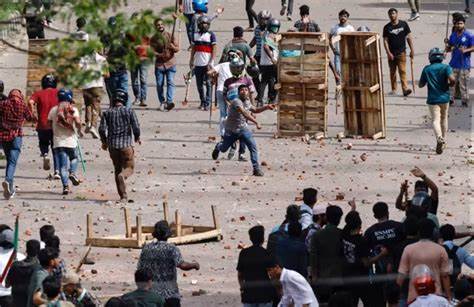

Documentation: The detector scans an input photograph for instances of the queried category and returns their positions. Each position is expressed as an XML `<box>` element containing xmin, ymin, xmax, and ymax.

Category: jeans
<box><xmin>243</xmin><ymin>304</ymin><xmax>272</xmax><ymax>307</ymax></box>
<box><xmin>37</xmin><ymin>129</ymin><xmax>59</xmax><ymax>172</ymax></box>
<box><xmin>107</xmin><ymin>70</ymin><xmax>130</xmax><ymax>108</ymax></box>
<box><xmin>334</xmin><ymin>53</ymin><xmax>341</xmax><ymax>85</ymax></box>
<box><xmin>217</xmin><ymin>128</ymin><xmax>259</xmax><ymax>170</ymax></box>
<box><xmin>429</xmin><ymin>103</ymin><xmax>449</xmax><ymax>142</ymax></box>
<box><xmin>388</xmin><ymin>52</ymin><xmax>408</xmax><ymax>92</ymax></box>
<box><xmin>131</xmin><ymin>61</ymin><xmax>149</xmax><ymax>101</ymax></box>
<box><xmin>245</xmin><ymin>0</ymin><xmax>258</xmax><ymax>28</ymax></box>
<box><xmin>408</xmin><ymin>0</ymin><xmax>420</xmax><ymax>13</ymax></box>
<box><xmin>56</xmin><ymin>147</ymin><xmax>78</xmax><ymax>187</ymax></box>
<box><xmin>164</xmin><ymin>298</ymin><xmax>180</xmax><ymax>307</ymax></box>
<box><xmin>467</xmin><ymin>0</ymin><xmax>471</xmax><ymax>10</ymax></box>
<box><xmin>184</xmin><ymin>13</ymin><xmax>195</xmax><ymax>44</ymax></box>
<box><xmin>155</xmin><ymin>65</ymin><xmax>177</xmax><ymax>105</ymax></box>
<box><xmin>109</xmin><ymin>147</ymin><xmax>135</xmax><ymax>200</ymax></box>
<box><xmin>2</xmin><ymin>137</ymin><xmax>22</xmax><ymax>192</ymax></box>
<box><xmin>194</xmin><ymin>66</ymin><xmax>212</xmax><ymax>107</ymax></box>
<box><xmin>259</xmin><ymin>65</ymin><xmax>278</xmax><ymax>103</ymax></box>
<box><xmin>281</xmin><ymin>0</ymin><xmax>294</xmax><ymax>16</ymax></box>
<box><xmin>451</xmin><ymin>68</ymin><xmax>470</xmax><ymax>104</ymax></box>
<box><xmin>216</xmin><ymin>90</ymin><xmax>227</xmax><ymax>136</ymax></box>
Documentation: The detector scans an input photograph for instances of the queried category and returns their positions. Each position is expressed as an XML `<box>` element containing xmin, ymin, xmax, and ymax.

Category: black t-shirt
<box><xmin>383</xmin><ymin>20</ymin><xmax>411</xmax><ymax>56</ymax></box>
<box><xmin>236</xmin><ymin>245</ymin><xmax>274</xmax><ymax>304</ymax></box>
<box><xmin>364</xmin><ymin>220</ymin><xmax>405</xmax><ymax>257</ymax></box>
<box><xmin>342</xmin><ymin>233</ymin><xmax>370</xmax><ymax>278</ymax></box>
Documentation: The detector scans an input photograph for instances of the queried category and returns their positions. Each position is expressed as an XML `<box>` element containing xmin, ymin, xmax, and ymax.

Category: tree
<box><xmin>0</xmin><ymin>0</ymin><xmax>176</xmax><ymax>88</ymax></box>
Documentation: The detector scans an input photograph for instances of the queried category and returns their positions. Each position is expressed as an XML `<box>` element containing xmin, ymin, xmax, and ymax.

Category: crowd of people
<box><xmin>0</xmin><ymin>0</ymin><xmax>473</xmax><ymax>307</ymax></box>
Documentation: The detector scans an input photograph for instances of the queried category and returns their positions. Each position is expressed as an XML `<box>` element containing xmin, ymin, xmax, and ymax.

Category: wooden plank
<box><xmin>86</xmin><ymin>237</ymin><xmax>141</xmax><ymax>248</ymax></box>
<box><xmin>124</xmin><ymin>208</ymin><xmax>131</xmax><ymax>238</ymax></box>
<box><xmin>136</xmin><ymin>215</ymin><xmax>142</xmax><ymax>245</ymax></box>
<box><xmin>175</xmin><ymin>210</ymin><xmax>182</xmax><ymax>237</ymax></box>
<box><xmin>86</xmin><ymin>214</ymin><xmax>92</xmax><ymax>240</ymax></box>
<box><xmin>365</xmin><ymin>35</ymin><xmax>377</xmax><ymax>47</ymax></box>
<box><xmin>211</xmin><ymin>205</ymin><xmax>219</xmax><ymax>230</ymax></box>
<box><xmin>369</xmin><ymin>84</ymin><xmax>380</xmax><ymax>93</ymax></box>
<box><xmin>163</xmin><ymin>200</ymin><xmax>169</xmax><ymax>222</ymax></box>
<box><xmin>168</xmin><ymin>229</ymin><xmax>222</xmax><ymax>245</ymax></box>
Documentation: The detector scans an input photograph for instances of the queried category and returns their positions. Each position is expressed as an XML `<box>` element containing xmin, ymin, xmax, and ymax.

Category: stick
<box><xmin>410</xmin><ymin>58</ymin><xmax>415</xmax><ymax>94</ymax></box>
<box><xmin>460</xmin><ymin>236</ymin><xmax>473</xmax><ymax>248</ymax></box>
<box><xmin>171</xmin><ymin>0</ymin><xmax>179</xmax><ymax>41</ymax></box>
<box><xmin>209</xmin><ymin>84</ymin><xmax>214</xmax><ymax>128</ymax></box>
<box><xmin>75</xmin><ymin>244</ymin><xmax>92</xmax><ymax>273</ymax></box>
<box><xmin>403</xmin><ymin>180</ymin><xmax>409</xmax><ymax>204</ymax></box>
<box><xmin>445</xmin><ymin>0</ymin><xmax>451</xmax><ymax>40</ymax></box>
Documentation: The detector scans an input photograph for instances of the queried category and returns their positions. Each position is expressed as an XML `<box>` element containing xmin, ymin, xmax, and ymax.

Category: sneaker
<box><xmin>212</xmin><ymin>144</ymin><xmax>220</xmax><ymax>160</ymax></box>
<box><xmin>436</xmin><ymin>139</ymin><xmax>444</xmax><ymax>154</ymax></box>
<box><xmin>89</xmin><ymin>127</ymin><xmax>99</xmax><ymax>139</ymax></box>
<box><xmin>203</xmin><ymin>106</ymin><xmax>209</xmax><ymax>111</ymax></box>
<box><xmin>166</xmin><ymin>102</ymin><xmax>175</xmax><ymax>111</ymax></box>
<box><xmin>465</xmin><ymin>8</ymin><xmax>471</xmax><ymax>14</ymax></box>
<box><xmin>449</xmin><ymin>97</ymin><xmax>455</xmax><ymax>106</ymax></box>
<box><xmin>287</xmin><ymin>15</ymin><xmax>292</xmax><ymax>21</ymax></box>
<box><xmin>253</xmin><ymin>168</ymin><xmax>264</xmax><ymax>176</ymax></box>
<box><xmin>403</xmin><ymin>89</ymin><xmax>412</xmax><ymax>97</ymax></box>
<box><xmin>53</xmin><ymin>171</ymin><xmax>61</xmax><ymax>180</ymax></box>
<box><xmin>84</xmin><ymin>125</ymin><xmax>91</xmax><ymax>133</ymax></box>
<box><xmin>462</xmin><ymin>101</ymin><xmax>468</xmax><ymax>107</ymax></box>
<box><xmin>63</xmin><ymin>186</ymin><xmax>70</xmax><ymax>195</ymax></box>
<box><xmin>159</xmin><ymin>104</ymin><xmax>165</xmax><ymax>111</ymax></box>
<box><xmin>139</xmin><ymin>100</ymin><xmax>148</xmax><ymax>107</ymax></box>
<box><xmin>408</xmin><ymin>12</ymin><xmax>420</xmax><ymax>21</ymax></box>
<box><xmin>238</xmin><ymin>154</ymin><xmax>247</xmax><ymax>162</ymax></box>
<box><xmin>133</xmin><ymin>98</ymin><xmax>140</xmax><ymax>105</ymax></box>
<box><xmin>43</xmin><ymin>156</ymin><xmax>51</xmax><ymax>171</ymax></box>
<box><xmin>227</xmin><ymin>146</ymin><xmax>236</xmax><ymax>160</ymax></box>
<box><xmin>69</xmin><ymin>173</ymin><xmax>80</xmax><ymax>186</ymax></box>
<box><xmin>2</xmin><ymin>181</ymin><xmax>11</xmax><ymax>199</ymax></box>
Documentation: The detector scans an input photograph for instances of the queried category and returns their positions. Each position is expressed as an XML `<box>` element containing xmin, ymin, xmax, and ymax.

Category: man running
<box><xmin>47</xmin><ymin>89</ymin><xmax>82</xmax><ymax>195</ymax></box>
<box><xmin>99</xmin><ymin>89</ymin><xmax>141</xmax><ymax>202</ymax></box>
<box><xmin>212</xmin><ymin>84</ymin><xmax>274</xmax><ymax>177</ymax></box>
<box><xmin>28</xmin><ymin>74</ymin><xmax>60</xmax><ymax>178</ymax></box>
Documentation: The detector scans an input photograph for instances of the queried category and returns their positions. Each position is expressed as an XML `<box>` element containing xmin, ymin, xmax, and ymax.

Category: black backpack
<box><xmin>443</xmin><ymin>245</ymin><xmax>461</xmax><ymax>286</ymax></box>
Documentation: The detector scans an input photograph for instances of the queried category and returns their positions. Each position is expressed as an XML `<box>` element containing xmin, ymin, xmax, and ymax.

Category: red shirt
<box><xmin>30</xmin><ymin>88</ymin><xmax>59</xmax><ymax>130</ymax></box>
<box><xmin>0</xmin><ymin>93</ymin><xmax>33</xmax><ymax>142</ymax></box>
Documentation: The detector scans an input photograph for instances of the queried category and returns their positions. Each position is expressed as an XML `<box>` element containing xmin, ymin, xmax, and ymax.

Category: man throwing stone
<box><xmin>212</xmin><ymin>84</ymin><xmax>273</xmax><ymax>177</ymax></box>
<box><xmin>99</xmin><ymin>89</ymin><xmax>141</xmax><ymax>202</ymax></box>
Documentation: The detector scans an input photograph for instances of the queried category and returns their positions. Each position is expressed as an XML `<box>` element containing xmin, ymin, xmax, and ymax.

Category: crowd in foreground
<box><xmin>0</xmin><ymin>167</ymin><xmax>473</xmax><ymax>307</ymax></box>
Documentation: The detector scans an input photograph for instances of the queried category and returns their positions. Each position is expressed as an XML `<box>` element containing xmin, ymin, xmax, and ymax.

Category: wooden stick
<box><xmin>410</xmin><ymin>58</ymin><xmax>416</xmax><ymax>94</ymax></box>
<box><xmin>404</xmin><ymin>180</ymin><xmax>409</xmax><ymax>205</ymax></box>
<box><xmin>75</xmin><ymin>245</ymin><xmax>92</xmax><ymax>273</ymax></box>
<box><xmin>175</xmin><ymin>210</ymin><xmax>182</xmax><ymax>237</ymax></box>
<box><xmin>211</xmin><ymin>205</ymin><xmax>220</xmax><ymax>230</ymax></box>
<box><xmin>86</xmin><ymin>214</ymin><xmax>92</xmax><ymax>240</ymax></box>
<box><xmin>136</xmin><ymin>216</ymin><xmax>142</xmax><ymax>246</ymax></box>
<box><xmin>163</xmin><ymin>200</ymin><xmax>169</xmax><ymax>222</ymax></box>
<box><xmin>123</xmin><ymin>207</ymin><xmax>131</xmax><ymax>238</ymax></box>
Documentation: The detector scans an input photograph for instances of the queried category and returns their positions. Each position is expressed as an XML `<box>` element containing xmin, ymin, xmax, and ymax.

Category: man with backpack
<box><xmin>440</xmin><ymin>224</ymin><xmax>474</xmax><ymax>288</ymax></box>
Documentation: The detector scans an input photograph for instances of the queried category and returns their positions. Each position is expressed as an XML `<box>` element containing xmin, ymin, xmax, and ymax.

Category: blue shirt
<box><xmin>448</xmin><ymin>30</ymin><xmax>473</xmax><ymax>70</ymax></box>
<box><xmin>419</xmin><ymin>62</ymin><xmax>453</xmax><ymax>105</ymax></box>
<box><xmin>444</xmin><ymin>241</ymin><xmax>474</xmax><ymax>269</ymax></box>
<box><xmin>253</xmin><ymin>26</ymin><xmax>264</xmax><ymax>58</ymax></box>
<box><xmin>276</xmin><ymin>236</ymin><xmax>308</xmax><ymax>277</ymax></box>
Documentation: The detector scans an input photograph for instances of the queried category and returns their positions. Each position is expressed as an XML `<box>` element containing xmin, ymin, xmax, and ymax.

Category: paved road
<box><xmin>0</xmin><ymin>0</ymin><xmax>472</xmax><ymax>305</ymax></box>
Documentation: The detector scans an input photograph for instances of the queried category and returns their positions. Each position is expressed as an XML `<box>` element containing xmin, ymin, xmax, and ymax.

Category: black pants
<box><xmin>259</xmin><ymin>65</ymin><xmax>278</xmax><ymax>103</ymax></box>
<box><xmin>253</xmin><ymin>56</ymin><xmax>262</xmax><ymax>101</ymax></box>
<box><xmin>164</xmin><ymin>298</ymin><xmax>180</xmax><ymax>307</ymax></box>
<box><xmin>245</xmin><ymin>0</ymin><xmax>258</xmax><ymax>28</ymax></box>
<box><xmin>0</xmin><ymin>296</ymin><xmax>12</xmax><ymax>307</ymax></box>
<box><xmin>27</xmin><ymin>28</ymin><xmax>45</xmax><ymax>39</ymax></box>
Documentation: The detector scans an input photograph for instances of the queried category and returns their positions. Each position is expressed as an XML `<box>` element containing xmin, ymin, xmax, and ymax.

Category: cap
<box><xmin>313</xmin><ymin>204</ymin><xmax>328</xmax><ymax>216</ymax></box>
<box><xmin>0</xmin><ymin>229</ymin><xmax>14</xmax><ymax>244</ymax></box>
<box><xmin>62</xmin><ymin>272</ymin><xmax>80</xmax><ymax>285</ymax></box>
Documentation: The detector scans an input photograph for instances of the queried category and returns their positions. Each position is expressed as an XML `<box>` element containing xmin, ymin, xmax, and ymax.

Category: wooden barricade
<box><xmin>340</xmin><ymin>32</ymin><xmax>386</xmax><ymax>139</ymax></box>
<box><xmin>27</xmin><ymin>39</ymin><xmax>53</xmax><ymax>98</ymax></box>
<box><xmin>277</xmin><ymin>32</ymin><xmax>328</xmax><ymax>137</ymax></box>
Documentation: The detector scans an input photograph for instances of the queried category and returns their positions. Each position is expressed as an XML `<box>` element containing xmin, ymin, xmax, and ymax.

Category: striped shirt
<box><xmin>99</xmin><ymin>105</ymin><xmax>140</xmax><ymax>149</ymax></box>
<box><xmin>182</xmin><ymin>0</ymin><xmax>194</xmax><ymax>14</ymax></box>
<box><xmin>193</xmin><ymin>31</ymin><xmax>216</xmax><ymax>67</ymax></box>
<box><xmin>253</xmin><ymin>25</ymin><xmax>264</xmax><ymax>58</ymax></box>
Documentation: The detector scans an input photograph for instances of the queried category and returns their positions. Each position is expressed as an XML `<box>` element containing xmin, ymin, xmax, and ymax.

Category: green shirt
<box><xmin>419</xmin><ymin>62</ymin><xmax>453</xmax><ymax>105</ymax></box>
<box><xmin>121</xmin><ymin>289</ymin><xmax>164</xmax><ymax>307</ymax></box>
<box><xmin>221</xmin><ymin>40</ymin><xmax>253</xmax><ymax>63</ymax></box>
<box><xmin>27</xmin><ymin>268</ymin><xmax>49</xmax><ymax>307</ymax></box>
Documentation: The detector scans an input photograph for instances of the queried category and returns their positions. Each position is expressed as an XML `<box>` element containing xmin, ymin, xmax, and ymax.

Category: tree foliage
<box><xmin>0</xmin><ymin>0</ymin><xmax>177</xmax><ymax>88</ymax></box>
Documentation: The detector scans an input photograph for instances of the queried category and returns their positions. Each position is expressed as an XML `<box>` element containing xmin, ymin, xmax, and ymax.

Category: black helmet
<box><xmin>229</xmin><ymin>57</ymin><xmax>245</xmax><ymax>77</ymax></box>
<box><xmin>257</xmin><ymin>10</ymin><xmax>272</xmax><ymax>24</ymax></box>
<box><xmin>428</xmin><ymin>47</ymin><xmax>444</xmax><ymax>63</ymax></box>
<box><xmin>246</xmin><ymin>63</ymin><xmax>260</xmax><ymax>78</ymax></box>
<box><xmin>113</xmin><ymin>89</ymin><xmax>128</xmax><ymax>104</ymax></box>
<box><xmin>57</xmin><ymin>88</ymin><xmax>73</xmax><ymax>102</ymax></box>
<box><xmin>107</xmin><ymin>16</ymin><xmax>117</xmax><ymax>28</ymax></box>
<box><xmin>268</xmin><ymin>18</ymin><xmax>280</xmax><ymax>34</ymax></box>
<box><xmin>197</xmin><ymin>15</ymin><xmax>211</xmax><ymax>32</ymax></box>
<box><xmin>41</xmin><ymin>74</ymin><xmax>57</xmax><ymax>89</ymax></box>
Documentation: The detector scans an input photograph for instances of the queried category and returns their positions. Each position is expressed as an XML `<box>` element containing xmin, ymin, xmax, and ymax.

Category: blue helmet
<box><xmin>192</xmin><ymin>0</ymin><xmax>208</xmax><ymax>13</ymax></box>
<box><xmin>57</xmin><ymin>88</ymin><xmax>73</xmax><ymax>102</ymax></box>
<box><xmin>41</xmin><ymin>74</ymin><xmax>57</xmax><ymax>89</ymax></box>
<box><xmin>428</xmin><ymin>47</ymin><xmax>444</xmax><ymax>63</ymax></box>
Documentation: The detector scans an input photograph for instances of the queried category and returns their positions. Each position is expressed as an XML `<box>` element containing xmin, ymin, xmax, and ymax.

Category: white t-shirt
<box><xmin>213</xmin><ymin>62</ymin><xmax>232</xmax><ymax>92</ymax></box>
<box><xmin>330</xmin><ymin>23</ymin><xmax>355</xmax><ymax>54</ymax></box>
<box><xmin>79</xmin><ymin>52</ymin><xmax>107</xmax><ymax>89</ymax></box>
<box><xmin>0</xmin><ymin>247</ymin><xmax>25</xmax><ymax>297</ymax></box>
<box><xmin>409</xmin><ymin>294</ymin><xmax>451</xmax><ymax>307</ymax></box>
<box><xmin>260</xmin><ymin>32</ymin><xmax>279</xmax><ymax>66</ymax></box>
<box><xmin>48</xmin><ymin>105</ymin><xmax>80</xmax><ymax>149</ymax></box>
<box><xmin>279</xmin><ymin>268</ymin><xmax>319</xmax><ymax>307</ymax></box>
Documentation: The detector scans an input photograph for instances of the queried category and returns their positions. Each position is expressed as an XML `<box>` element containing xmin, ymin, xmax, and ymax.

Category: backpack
<box><xmin>443</xmin><ymin>245</ymin><xmax>461</xmax><ymax>286</ymax></box>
